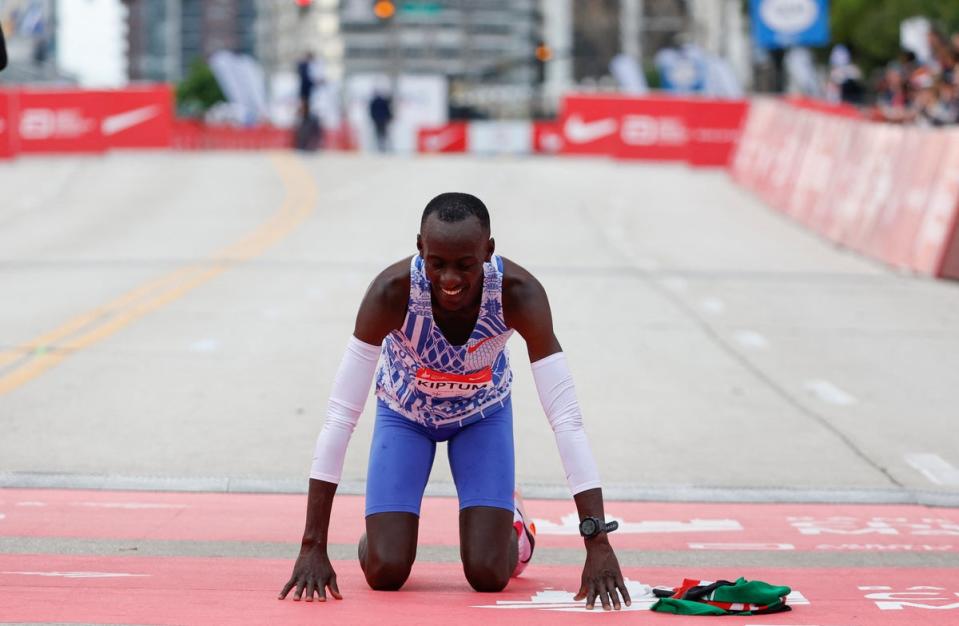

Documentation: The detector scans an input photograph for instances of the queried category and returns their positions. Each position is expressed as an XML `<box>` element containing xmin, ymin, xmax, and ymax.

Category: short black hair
<box><xmin>421</xmin><ymin>192</ymin><xmax>490</xmax><ymax>232</ymax></box>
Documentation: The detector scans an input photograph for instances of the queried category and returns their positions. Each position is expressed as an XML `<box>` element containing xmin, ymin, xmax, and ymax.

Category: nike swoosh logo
<box><xmin>423</xmin><ymin>128</ymin><xmax>462</xmax><ymax>152</ymax></box>
<box><xmin>467</xmin><ymin>336</ymin><xmax>497</xmax><ymax>353</ymax></box>
<box><xmin>564</xmin><ymin>114</ymin><xmax>618</xmax><ymax>144</ymax></box>
<box><xmin>101</xmin><ymin>105</ymin><xmax>162</xmax><ymax>136</ymax></box>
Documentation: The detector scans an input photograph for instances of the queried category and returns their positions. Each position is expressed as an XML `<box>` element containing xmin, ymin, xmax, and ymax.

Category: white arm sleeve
<box><xmin>531</xmin><ymin>352</ymin><xmax>603</xmax><ymax>495</ymax></box>
<box><xmin>309</xmin><ymin>336</ymin><xmax>381</xmax><ymax>483</ymax></box>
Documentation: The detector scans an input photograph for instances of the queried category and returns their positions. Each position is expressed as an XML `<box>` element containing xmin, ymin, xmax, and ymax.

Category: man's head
<box><xmin>417</xmin><ymin>193</ymin><xmax>494</xmax><ymax>313</ymax></box>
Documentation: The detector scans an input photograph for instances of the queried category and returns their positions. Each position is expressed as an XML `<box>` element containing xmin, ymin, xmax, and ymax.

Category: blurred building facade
<box><xmin>123</xmin><ymin>0</ymin><xmax>257</xmax><ymax>82</ymax></box>
<box><xmin>338</xmin><ymin>0</ymin><xmax>541</xmax><ymax>118</ymax></box>
<box><xmin>567</xmin><ymin>0</ymin><xmax>747</xmax><ymax>85</ymax></box>
<box><xmin>254</xmin><ymin>0</ymin><xmax>342</xmax><ymax>83</ymax></box>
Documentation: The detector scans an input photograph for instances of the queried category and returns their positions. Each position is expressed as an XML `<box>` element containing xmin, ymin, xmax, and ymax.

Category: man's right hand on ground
<box><xmin>278</xmin><ymin>545</ymin><xmax>342</xmax><ymax>602</ymax></box>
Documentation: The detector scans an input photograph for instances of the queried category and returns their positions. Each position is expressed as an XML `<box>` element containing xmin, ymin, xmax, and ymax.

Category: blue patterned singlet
<box><xmin>375</xmin><ymin>254</ymin><xmax>514</xmax><ymax>428</ymax></box>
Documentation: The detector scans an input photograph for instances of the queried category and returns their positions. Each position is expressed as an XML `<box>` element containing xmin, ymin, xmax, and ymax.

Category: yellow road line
<box><xmin>0</xmin><ymin>152</ymin><xmax>317</xmax><ymax>397</ymax></box>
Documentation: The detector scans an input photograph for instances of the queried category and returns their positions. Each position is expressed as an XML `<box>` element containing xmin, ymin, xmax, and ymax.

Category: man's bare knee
<box><xmin>462</xmin><ymin>554</ymin><xmax>510</xmax><ymax>592</ymax></box>
<box><xmin>364</xmin><ymin>551</ymin><xmax>415</xmax><ymax>590</ymax></box>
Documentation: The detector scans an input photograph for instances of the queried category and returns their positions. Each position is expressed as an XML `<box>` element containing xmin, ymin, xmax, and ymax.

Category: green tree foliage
<box><xmin>175</xmin><ymin>59</ymin><xmax>225</xmax><ymax>116</ymax></box>
<box><xmin>831</xmin><ymin>0</ymin><xmax>959</xmax><ymax>74</ymax></box>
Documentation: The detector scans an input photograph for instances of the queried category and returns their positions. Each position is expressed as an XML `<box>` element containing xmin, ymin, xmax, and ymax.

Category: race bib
<box><xmin>415</xmin><ymin>366</ymin><xmax>494</xmax><ymax>398</ymax></box>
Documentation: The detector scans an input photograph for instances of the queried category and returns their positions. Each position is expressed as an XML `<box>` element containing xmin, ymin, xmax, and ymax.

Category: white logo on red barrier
<box><xmin>760</xmin><ymin>0</ymin><xmax>820</xmax><ymax>34</ymax></box>
<box><xmin>423</xmin><ymin>128</ymin><xmax>463</xmax><ymax>152</ymax></box>
<box><xmin>102</xmin><ymin>105</ymin><xmax>162</xmax><ymax>136</ymax></box>
<box><xmin>621</xmin><ymin>115</ymin><xmax>687</xmax><ymax>146</ymax></box>
<box><xmin>564</xmin><ymin>114</ymin><xmax>618</xmax><ymax>144</ymax></box>
<box><xmin>19</xmin><ymin>108</ymin><xmax>96</xmax><ymax>140</ymax></box>
<box><xmin>860</xmin><ymin>586</ymin><xmax>959</xmax><ymax>611</ymax></box>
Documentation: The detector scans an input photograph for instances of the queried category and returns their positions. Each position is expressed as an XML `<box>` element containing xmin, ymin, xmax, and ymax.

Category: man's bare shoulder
<box><xmin>353</xmin><ymin>256</ymin><xmax>412</xmax><ymax>343</ymax></box>
<box><xmin>501</xmin><ymin>256</ymin><xmax>546</xmax><ymax>303</ymax></box>
<box><xmin>500</xmin><ymin>256</ymin><xmax>550</xmax><ymax>330</ymax></box>
<box><xmin>367</xmin><ymin>256</ymin><xmax>413</xmax><ymax>309</ymax></box>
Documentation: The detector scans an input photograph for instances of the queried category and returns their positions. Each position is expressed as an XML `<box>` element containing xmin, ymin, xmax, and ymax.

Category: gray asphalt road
<box><xmin>1</xmin><ymin>151</ymin><xmax>958</xmax><ymax>504</ymax></box>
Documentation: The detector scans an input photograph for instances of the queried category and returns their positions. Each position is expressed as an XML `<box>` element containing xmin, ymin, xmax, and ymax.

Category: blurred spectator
<box><xmin>866</xmin><ymin>24</ymin><xmax>959</xmax><ymax>126</ymax></box>
<box><xmin>900</xmin><ymin>70</ymin><xmax>957</xmax><ymax>127</ymax></box>
<box><xmin>877</xmin><ymin>67</ymin><xmax>909</xmax><ymax>122</ymax></box>
<box><xmin>369</xmin><ymin>90</ymin><xmax>393</xmax><ymax>153</ymax></box>
<box><xmin>297</xmin><ymin>51</ymin><xmax>319</xmax><ymax>117</ymax></box>
<box><xmin>294</xmin><ymin>52</ymin><xmax>324</xmax><ymax>151</ymax></box>
<box><xmin>827</xmin><ymin>44</ymin><xmax>865</xmax><ymax>105</ymax></box>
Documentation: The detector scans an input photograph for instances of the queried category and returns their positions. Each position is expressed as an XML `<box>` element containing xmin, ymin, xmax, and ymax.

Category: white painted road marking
<box><xmin>15</xmin><ymin>501</ymin><xmax>47</xmax><ymax>507</ymax></box>
<box><xmin>189</xmin><ymin>338</ymin><xmax>219</xmax><ymax>353</ymax></box>
<box><xmin>905</xmin><ymin>453</ymin><xmax>959</xmax><ymax>486</ymax></box>
<box><xmin>474</xmin><ymin>579</ymin><xmax>656</xmax><ymax>612</ymax></box>
<box><xmin>689</xmin><ymin>542</ymin><xmax>795</xmax><ymax>551</ymax></box>
<box><xmin>734</xmin><ymin>330</ymin><xmax>769</xmax><ymax>350</ymax></box>
<box><xmin>1</xmin><ymin>571</ymin><xmax>150</xmax><ymax>578</ymax></box>
<box><xmin>72</xmin><ymin>502</ymin><xmax>188</xmax><ymax>509</ymax></box>
<box><xmin>660</xmin><ymin>277</ymin><xmax>688</xmax><ymax>293</ymax></box>
<box><xmin>804</xmin><ymin>380</ymin><xmax>858</xmax><ymax>406</ymax></box>
<box><xmin>532</xmin><ymin>512</ymin><xmax>742</xmax><ymax>535</ymax></box>
<box><xmin>701</xmin><ymin>297</ymin><xmax>725</xmax><ymax>314</ymax></box>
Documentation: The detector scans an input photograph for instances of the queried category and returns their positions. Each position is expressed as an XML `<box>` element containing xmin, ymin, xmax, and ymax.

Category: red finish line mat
<box><xmin>1</xmin><ymin>555</ymin><xmax>959</xmax><ymax>626</ymax></box>
<box><xmin>1</xmin><ymin>489</ymin><xmax>956</xmax><ymax>553</ymax></box>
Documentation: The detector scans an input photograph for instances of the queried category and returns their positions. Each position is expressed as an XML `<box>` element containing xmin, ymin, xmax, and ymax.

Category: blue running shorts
<box><xmin>364</xmin><ymin>396</ymin><xmax>515</xmax><ymax>517</ymax></box>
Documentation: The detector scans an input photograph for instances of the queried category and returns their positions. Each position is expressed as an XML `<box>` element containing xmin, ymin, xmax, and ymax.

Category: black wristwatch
<box><xmin>579</xmin><ymin>516</ymin><xmax>619</xmax><ymax>539</ymax></box>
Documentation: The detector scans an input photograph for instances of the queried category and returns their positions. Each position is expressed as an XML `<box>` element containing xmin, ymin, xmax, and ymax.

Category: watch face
<box><xmin>581</xmin><ymin>518</ymin><xmax>598</xmax><ymax>536</ymax></box>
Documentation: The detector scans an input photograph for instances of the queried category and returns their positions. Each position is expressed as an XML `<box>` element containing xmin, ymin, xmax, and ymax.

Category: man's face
<box><xmin>417</xmin><ymin>214</ymin><xmax>493</xmax><ymax>313</ymax></box>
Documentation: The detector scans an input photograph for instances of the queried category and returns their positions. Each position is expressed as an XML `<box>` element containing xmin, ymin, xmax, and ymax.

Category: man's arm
<box><xmin>279</xmin><ymin>258</ymin><xmax>410</xmax><ymax>602</ymax></box>
<box><xmin>503</xmin><ymin>258</ymin><xmax>630</xmax><ymax>611</ymax></box>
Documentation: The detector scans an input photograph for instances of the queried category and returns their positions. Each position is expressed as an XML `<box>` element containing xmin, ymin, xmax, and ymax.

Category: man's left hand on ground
<box><xmin>574</xmin><ymin>538</ymin><xmax>632</xmax><ymax>611</ymax></box>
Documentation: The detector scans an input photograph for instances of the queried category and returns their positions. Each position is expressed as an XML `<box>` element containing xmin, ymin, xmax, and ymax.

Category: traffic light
<box><xmin>535</xmin><ymin>42</ymin><xmax>552</xmax><ymax>63</ymax></box>
<box><xmin>534</xmin><ymin>41</ymin><xmax>551</xmax><ymax>84</ymax></box>
<box><xmin>373</xmin><ymin>0</ymin><xmax>396</xmax><ymax>20</ymax></box>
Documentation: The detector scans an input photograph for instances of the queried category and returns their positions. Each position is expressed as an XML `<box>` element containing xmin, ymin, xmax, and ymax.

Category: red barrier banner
<box><xmin>845</xmin><ymin>125</ymin><xmax>906</xmax><ymax>253</ymax></box>
<box><xmin>912</xmin><ymin>129</ymin><xmax>959</xmax><ymax>278</ymax></box>
<box><xmin>806</xmin><ymin>117</ymin><xmax>860</xmax><ymax>236</ymax></box>
<box><xmin>417</xmin><ymin>123</ymin><xmax>467</xmax><ymax>153</ymax></box>
<box><xmin>731</xmin><ymin>98</ymin><xmax>959</xmax><ymax>281</ymax></box>
<box><xmin>558</xmin><ymin>94</ymin><xmax>747</xmax><ymax>166</ymax></box>
<box><xmin>100</xmin><ymin>85</ymin><xmax>173</xmax><ymax>149</ymax></box>
<box><xmin>170</xmin><ymin>120</ymin><xmax>292</xmax><ymax>150</ymax></box>
<box><xmin>532</xmin><ymin>121</ymin><xmax>563</xmax><ymax>154</ymax></box>
<box><xmin>0</xmin><ymin>90</ymin><xmax>16</xmax><ymax>158</ymax></box>
<box><xmin>888</xmin><ymin>131</ymin><xmax>949</xmax><ymax>269</ymax></box>
<box><xmin>685</xmin><ymin>99</ymin><xmax>749</xmax><ymax>167</ymax></box>
<box><xmin>16</xmin><ymin>89</ymin><xmax>106</xmax><ymax>153</ymax></box>
<box><xmin>788</xmin><ymin>114</ymin><xmax>848</xmax><ymax>224</ymax></box>
<box><xmin>557</xmin><ymin>95</ymin><xmax>623</xmax><ymax>156</ymax></box>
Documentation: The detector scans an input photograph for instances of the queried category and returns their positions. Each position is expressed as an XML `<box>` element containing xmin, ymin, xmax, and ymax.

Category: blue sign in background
<box><xmin>751</xmin><ymin>0</ymin><xmax>830</xmax><ymax>49</ymax></box>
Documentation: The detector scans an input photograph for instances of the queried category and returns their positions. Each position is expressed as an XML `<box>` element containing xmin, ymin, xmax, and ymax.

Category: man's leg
<box><xmin>359</xmin><ymin>512</ymin><xmax>419</xmax><ymax>590</ymax></box>
<box><xmin>459</xmin><ymin>506</ymin><xmax>517</xmax><ymax>592</ymax></box>
<box><xmin>360</xmin><ymin>402</ymin><xmax>437</xmax><ymax>591</ymax></box>
<box><xmin>448</xmin><ymin>399</ymin><xmax>518</xmax><ymax>592</ymax></box>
